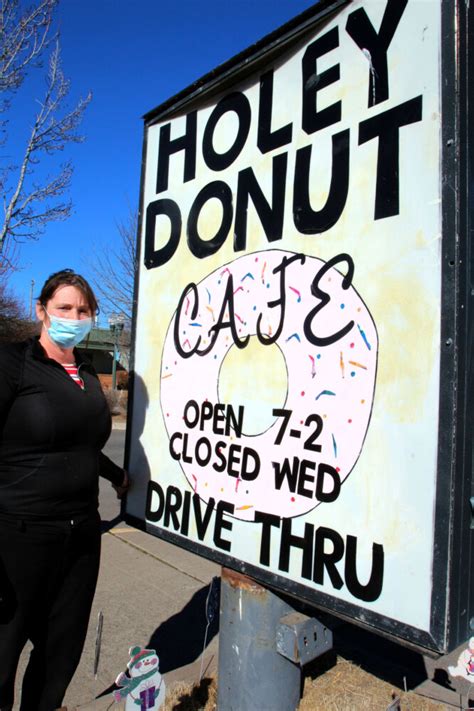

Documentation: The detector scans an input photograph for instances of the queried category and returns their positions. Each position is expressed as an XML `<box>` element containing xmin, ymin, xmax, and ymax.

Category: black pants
<box><xmin>0</xmin><ymin>513</ymin><xmax>101</xmax><ymax>711</ymax></box>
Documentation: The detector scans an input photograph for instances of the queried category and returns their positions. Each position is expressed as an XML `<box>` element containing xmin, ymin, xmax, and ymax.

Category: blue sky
<box><xmin>8</xmin><ymin>0</ymin><xmax>318</xmax><ymax>322</ymax></box>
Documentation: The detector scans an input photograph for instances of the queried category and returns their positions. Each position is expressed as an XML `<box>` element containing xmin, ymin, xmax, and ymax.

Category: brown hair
<box><xmin>38</xmin><ymin>269</ymin><xmax>99</xmax><ymax>315</ymax></box>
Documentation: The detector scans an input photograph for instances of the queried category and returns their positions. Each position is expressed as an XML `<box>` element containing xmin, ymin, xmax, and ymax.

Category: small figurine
<box><xmin>448</xmin><ymin>637</ymin><xmax>474</xmax><ymax>683</ymax></box>
<box><xmin>114</xmin><ymin>646</ymin><xmax>166</xmax><ymax>709</ymax></box>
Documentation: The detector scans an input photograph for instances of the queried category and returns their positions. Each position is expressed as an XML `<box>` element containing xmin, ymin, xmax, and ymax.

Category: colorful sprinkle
<box><xmin>241</xmin><ymin>272</ymin><xmax>254</xmax><ymax>282</ymax></box>
<box><xmin>220</xmin><ymin>267</ymin><xmax>231</xmax><ymax>277</ymax></box>
<box><xmin>162</xmin><ymin>373</ymin><xmax>173</xmax><ymax>379</ymax></box>
<box><xmin>192</xmin><ymin>475</ymin><xmax>197</xmax><ymax>492</ymax></box>
<box><xmin>206</xmin><ymin>305</ymin><xmax>215</xmax><ymax>322</ymax></box>
<box><xmin>340</xmin><ymin>351</ymin><xmax>345</xmax><ymax>379</ymax></box>
<box><xmin>183</xmin><ymin>339</ymin><xmax>191</xmax><ymax>349</ymax></box>
<box><xmin>185</xmin><ymin>297</ymin><xmax>190</xmax><ymax>316</ymax></box>
<box><xmin>236</xmin><ymin>505</ymin><xmax>254</xmax><ymax>511</ymax></box>
<box><xmin>357</xmin><ymin>323</ymin><xmax>372</xmax><ymax>350</ymax></box>
<box><xmin>332</xmin><ymin>434</ymin><xmax>337</xmax><ymax>457</ymax></box>
<box><xmin>189</xmin><ymin>322</ymin><xmax>202</xmax><ymax>327</ymax></box>
<box><xmin>233</xmin><ymin>286</ymin><xmax>244</xmax><ymax>295</ymax></box>
<box><xmin>349</xmin><ymin>360</ymin><xmax>367</xmax><ymax>370</ymax></box>
<box><xmin>315</xmin><ymin>390</ymin><xmax>336</xmax><ymax>400</ymax></box>
<box><xmin>261</xmin><ymin>261</ymin><xmax>267</xmax><ymax>283</ymax></box>
<box><xmin>309</xmin><ymin>354</ymin><xmax>316</xmax><ymax>378</ymax></box>
<box><xmin>286</xmin><ymin>333</ymin><xmax>301</xmax><ymax>343</ymax></box>
<box><xmin>289</xmin><ymin>286</ymin><xmax>301</xmax><ymax>303</ymax></box>
<box><xmin>235</xmin><ymin>313</ymin><xmax>245</xmax><ymax>324</ymax></box>
<box><xmin>206</xmin><ymin>288</ymin><xmax>211</xmax><ymax>303</ymax></box>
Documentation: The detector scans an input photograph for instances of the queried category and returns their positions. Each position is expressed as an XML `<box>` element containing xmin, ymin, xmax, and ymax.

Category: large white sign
<box><xmin>128</xmin><ymin>0</ymin><xmax>443</xmax><ymax>642</ymax></box>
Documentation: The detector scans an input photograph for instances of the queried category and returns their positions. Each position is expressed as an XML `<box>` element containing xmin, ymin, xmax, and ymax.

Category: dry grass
<box><xmin>298</xmin><ymin>657</ymin><xmax>447</xmax><ymax>711</ymax></box>
<box><xmin>163</xmin><ymin>677</ymin><xmax>217</xmax><ymax>711</ymax></box>
<box><xmin>161</xmin><ymin>659</ymin><xmax>451</xmax><ymax>711</ymax></box>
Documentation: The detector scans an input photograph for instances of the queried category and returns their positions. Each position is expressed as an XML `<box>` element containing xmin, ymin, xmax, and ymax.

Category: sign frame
<box><xmin>124</xmin><ymin>0</ymin><xmax>473</xmax><ymax>655</ymax></box>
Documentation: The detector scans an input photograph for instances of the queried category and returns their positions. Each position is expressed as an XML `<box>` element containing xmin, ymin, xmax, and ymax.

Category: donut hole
<box><xmin>217</xmin><ymin>336</ymin><xmax>288</xmax><ymax>436</ymax></box>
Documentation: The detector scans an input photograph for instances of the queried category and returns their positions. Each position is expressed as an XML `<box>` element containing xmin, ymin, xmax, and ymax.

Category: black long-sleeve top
<box><xmin>0</xmin><ymin>337</ymin><xmax>124</xmax><ymax>519</ymax></box>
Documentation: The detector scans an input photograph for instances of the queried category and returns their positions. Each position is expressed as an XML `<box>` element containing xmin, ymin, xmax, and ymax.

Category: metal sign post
<box><xmin>217</xmin><ymin>567</ymin><xmax>332</xmax><ymax>710</ymax></box>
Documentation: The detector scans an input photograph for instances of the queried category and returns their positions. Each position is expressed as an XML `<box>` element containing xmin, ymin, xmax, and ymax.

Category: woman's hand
<box><xmin>113</xmin><ymin>469</ymin><xmax>130</xmax><ymax>499</ymax></box>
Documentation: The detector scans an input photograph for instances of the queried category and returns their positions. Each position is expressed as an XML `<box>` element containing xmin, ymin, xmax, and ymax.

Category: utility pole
<box><xmin>29</xmin><ymin>279</ymin><xmax>35</xmax><ymax>320</ymax></box>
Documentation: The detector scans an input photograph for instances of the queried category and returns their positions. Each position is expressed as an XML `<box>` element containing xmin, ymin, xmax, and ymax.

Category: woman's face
<box><xmin>36</xmin><ymin>285</ymin><xmax>93</xmax><ymax>325</ymax></box>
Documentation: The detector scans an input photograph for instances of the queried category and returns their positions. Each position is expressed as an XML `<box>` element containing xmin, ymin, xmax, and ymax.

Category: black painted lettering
<box><xmin>187</xmin><ymin>181</ymin><xmax>233</xmax><ymax>258</ymax></box>
<box><xmin>195</xmin><ymin>437</ymin><xmax>212</xmax><ymax>467</ymax></box>
<box><xmin>345</xmin><ymin>536</ymin><xmax>384</xmax><ymax>602</ymax></box>
<box><xmin>316</xmin><ymin>463</ymin><xmax>341</xmax><ymax>503</ymax></box>
<box><xmin>183</xmin><ymin>400</ymin><xmax>200</xmax><ymax>428</ymax></box>
<box><xmin>213</xmin><ymin>441</ymin><xmax>227</xmax><ymax>473</ymax></box>
<box><xmin>346</xmin><ymin>0</ymin><xmax>408</xmax><ymax>107</ymax></box>
<box><xmin>255</xmin><ymin>511</ymin><xmax>281</xmax><ymax>566</ymax></box>
<box><xmin>192</xmin><ymin>494</ymin><xmax>215</xmax><ymax>540</ymax></box>
<box><xmin>181</xmin><ymin>433</ymin><xmax>193</xmax><ymax>464</ymax></box>
<box><xmin>156</xmin><ymin>111</ymin><xmax>197</xmax><ymax>193</ymax></box>
<box><xmin>257</xmin><ymin>253</ymin><xmax>305</xmax><ymax>345</ymax></box>
<box><xmin>174</xmin><ymin>284</ymin><xmax>202</xmax><ymax>358</ymax></box>
<box><xmin>146</xmin><ymin>481</ymin><xmax>165</xmax><ymax>523</ymax></box>
<box><xmin>227</xmin><ymin>444</ymin><xmax>241</xmax><ymax>478</ymax></box>
<box><xmin>302</xmin><ymin>27</ymin><xmax>341</xmax><ymax>134</ymax></box>
<box><xmin>202</xmin><ymin>92</ymin><xmax>251</xmax><ymax>171</ymax></box>
<box><xmin>164</xmin><ymin>485</ymin><xmax>182</xmax><ymax>531</ymax></box>
<box><xmin>181</xmin><ymin>490</ymin><xmax>191</xmax><ymax>536</ymax></box>
<box><xmin>206</xmin><ymin>275</ymin><xmax>250</xmax><ymax>351</ymax></box>
<box><xmin>273</xmin><ymin>456</ymin><xmax>299</xmax><ymax>493</ymax></box>
<box><xmin>293</xmin><ymin>130</ymin><xmax>350</xmax><ymax>234</ymax></box>
<box><xmin>313</xmin><ymin>526</ymin><xmax>344</xmax><ymax>589</ymax></box>
<box><xmin>169</xmin><ymin>432</ymin><xmax>183</xmax><ymax>460</ymax></box>
<box><xmin>297</xmin><ymin>459</ymin><xmax>316</xmax><ymax>498</ymax></box>
<box><xmin>359</xmin><ymin>96</ymin><xmax>423</xmax><ymax>219</ymax></box>
<box><xmin>144</xmin><ymin>198</ymin><xmax>182</xmax><ymax>270</ymax></box>
<box><xmin>279</xmin><ymin>518</ymin><xmax>313</xmax><ymax>580</ymax></box>
<box><xmin>214</xmin><ymin>500</ymin><xmax>235</xmax><ymax>552</ymax></box>
<box><xmin>225</xmin><ymin>404</ymin><xmax>244</xmax><ymax>437</ymax></box>
<box><xmin>234</xmin><ymin>153</ymin><xmax>288</xmax><ymax>252</ymax></box>
<box><xmin>304</xmin><ymin>253</ymin><xmax>355</xmax><ymax>347</ymax></box>
<box><xmin>258</xmin><ymin>69</ymin><xmax>293</xmax><ymax>153</ymax></box>
<box><xmin>240</xmin><ymin>447</ymin><xmax>260</xmax><ymax>481</ymax></box>
<box><xmin>199</xmin><ymin>401</ymin><xmax>213</xmax><ymax>430</ymax></box>
<box><xmin>213</xmin><ymin>404</ymin><xmax>226</xmax><ymax>434</ymax></box>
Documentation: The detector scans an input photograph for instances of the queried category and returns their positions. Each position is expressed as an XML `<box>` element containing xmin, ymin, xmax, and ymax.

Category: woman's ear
<box><xmin>35</xmin><ymin>301</ymin><xmax>46</xmax><ymax>323</ymax></box>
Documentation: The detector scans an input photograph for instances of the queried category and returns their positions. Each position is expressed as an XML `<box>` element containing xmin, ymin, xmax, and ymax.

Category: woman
<box><xmin>0</xmin><ymin>269</ymin><xmax>129</xmax><ymax>711</ymax></box>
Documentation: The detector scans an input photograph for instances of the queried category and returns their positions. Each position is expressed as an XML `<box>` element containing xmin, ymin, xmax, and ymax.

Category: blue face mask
<box><xmin>45</xmin><ymin>312</ymin><xmax>92</xmax><ymax>349</ymax></box>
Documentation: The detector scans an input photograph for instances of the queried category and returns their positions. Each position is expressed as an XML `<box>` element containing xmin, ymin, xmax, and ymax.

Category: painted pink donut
<box><xmin>160</xmin><ymin>250</ymin><xmax>378</xmax><ymax>522</ymax></box>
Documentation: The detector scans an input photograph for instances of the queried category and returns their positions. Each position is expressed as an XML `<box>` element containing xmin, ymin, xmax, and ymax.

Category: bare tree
<box><xmin>0</xmin><ymin>237</ymin><xmax>20</xmax><ymax>282</ymax></box>
<box><xmin>87</xmin><ymin>210</ymin><xmax>137</xmax><ymax>323</ymax></box>
<box><xmin>0</xmin><ymin>279</ymin><xmax>36</xmax><ymax>342</ymax></box>
<box><xmin>0</xmin><ymin>0</ymin><xmax>91</xmax><ymax>250</ymax></box>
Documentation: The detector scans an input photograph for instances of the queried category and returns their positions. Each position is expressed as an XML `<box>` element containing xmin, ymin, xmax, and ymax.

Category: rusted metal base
<box><xmin>217</xmin><ymin>567</ymin><xmax>331</xmax><ymax>711</ymax></box>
